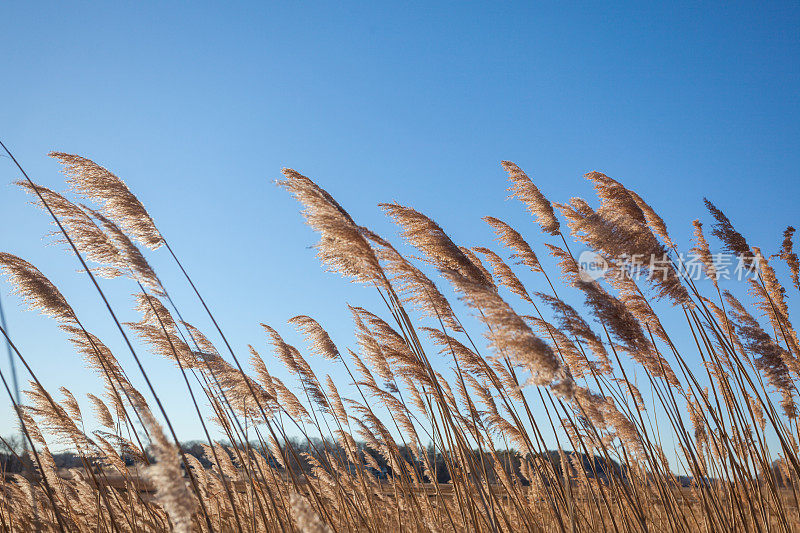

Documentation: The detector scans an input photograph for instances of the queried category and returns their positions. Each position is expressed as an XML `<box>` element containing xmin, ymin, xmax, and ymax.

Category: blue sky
<box><xmin>1</xmin><ymin>2</ymin><xmax>799</xmax><ymax>454</ymax></box>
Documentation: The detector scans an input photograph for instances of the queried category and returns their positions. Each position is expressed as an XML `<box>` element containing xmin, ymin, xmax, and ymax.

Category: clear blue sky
<box><xmin>1</xmin><ymin>2</ymin><xmax>798</xmax><ymax>451</ymax></box>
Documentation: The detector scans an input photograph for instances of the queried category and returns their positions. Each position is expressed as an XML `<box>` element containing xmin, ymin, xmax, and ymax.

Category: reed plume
<box><xmin>626</xmin><ymin>188</ymin><xmax>675</xmax><ymax>248</ymax></box>
<box><xmin>779</xmin><ymin>226</ymin><xmax>800</xmax><ymax>291</ymax></box>
<box><xmin>502</xmin><ymin>161</ymin><xmax>560</xmax><ymax>235</ymax></box>
<box><xmin>362</xmin><ymin>227</ymin><xmax>462</xmax><ymax>331</ymax></box>
<box><xmin>290</xmin><ymin>492</ymin><xmax>333</xmax><ymax>533</ymax></box>
<box><xmin>725</xmin><ymin>291</ymin><xmax>797</xmax><ymax>418</ymax></box>
<box><xmin>279</xmin><ymin>168</ymin><xmax>386</xmax><ymax>286</ymax></box>
<box><xmin>483</xmin><ymin>216</ymin><xmax>542</xmax><ymax>273</ymax></box>
<box><xmin>381</xmin><ymin>202</ymin><xmax>488</xmax><ymax>286</ymax></box>
<box><xmin>444</xmin><ymin>266</ymin><xmax>569</xmax><ymax>394</ymax></box>
<box><xmin>558</xmin><ymin>197</ymin><xmax>691</xmax><ymax>306</ymax></box>
<box><xmin>289</xmin><ymin>315</ymin><xmax>340</xmax><ymax>361</ymax></box>
<box><xmin>534</xmin><ymin>292</ymin><xmax>613</xmax><ymax>375</ymax></box>
<box><xmin>140</xmin><ymin>408</ymin><xmax>198</xmax><ymax>533</ymax></box>
<box><xmin>49</xmin><ymin>152</ymin><xmax>164</xmax><ymax>250</ymax></box>
<box><xmin>704</xmin><ymin>198</ymin><xmax>755</xmax><ymax>266</ymax></box>
<box><xmin>472</xmin><ymin>246</ymin><xmax>533</xmax><ymax>303</ymax></box>
<box><xmin>691</xmin><ymin>219</ymin><xmax>718</xmax><ymax>286</ymax></box>
<box><xmin>585</xmin><ymin>171</ymin><xmax>646</xmax><ymax>224</ymax></box>
<box><xmin>2</xmin><ymin>149</ymin><xmax>800</xmax><ymax>533</ymax></box>
<box><xmin>16</xmin><ymin>181</ymin><xmax>126</xmax><ymax>279</ymax></box>
<box><xmin>85</xmin><ymin>206</ymin><xmax>165</xmax><ymax>295</ymax></box>
<box><xmin>0</xmin><ymin>253</ymin><xmax>77</xmax><ymax>323</ymax></box>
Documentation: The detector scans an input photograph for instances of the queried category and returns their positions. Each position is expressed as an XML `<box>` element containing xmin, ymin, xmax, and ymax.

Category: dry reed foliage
<box><xmin>140</xmin><ymin>408</ymin><xmax>198</xmax><ymax>533</ymax></box>
<box><xmin>780</xmin><ymin>226</ymin><xmax>800</xmax><ymax>291</ymax></box>
<box><xmin>502</xmin><ymin>161</ymin><xmax>559</xmax><ymax>235</ymax></box>
<box><xmin>483</xmin><ymin>216</ymin><xmax>542</xmax><ymax>273</ymax></box>
<box><xmin>0</xmin><ymin>252</ymin><xmax>77</xmax><ymax>323</ymax></box>
<box><xmin>278</xmin><ymin>168</ymin><xmax>386</xmax><ymax>286</ymax></box>
<box><xmin>0</xmin><ymin>155</ymin><xmax>799</xmax><ymax>533</ymax></box>
<box><xmin>50</xmin><ymin>152</ymin><xmax>164</xmax><ymax>250</ymax></box>
<box><xmin>704</xmin><ymin>197</ymin><xmax>755</xmax><ymax>266</ymax></box>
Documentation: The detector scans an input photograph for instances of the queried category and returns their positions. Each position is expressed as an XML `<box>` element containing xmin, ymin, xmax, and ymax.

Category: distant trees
<box><xmin>0</xmin><ymin>434</ymin><xmax>709</xmax><ymax>489</ymax></box>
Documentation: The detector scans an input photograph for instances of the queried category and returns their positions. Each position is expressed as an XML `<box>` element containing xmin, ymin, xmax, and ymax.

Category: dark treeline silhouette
<box><xmin>0</xmin><ymin>434</ymin><xmax>623</xmax><ymax>485</ymax></box>
<box><xmin>5</xmin><ymin>434</ymin><xmax>794</xmax><ymax>490</ymax></box>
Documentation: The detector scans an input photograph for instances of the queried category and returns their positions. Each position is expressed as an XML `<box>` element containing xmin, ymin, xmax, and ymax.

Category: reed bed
<box><xmin>0</xmin><ymin>145</ymin><xmax>798</xmax><ymax>532</ymax></box>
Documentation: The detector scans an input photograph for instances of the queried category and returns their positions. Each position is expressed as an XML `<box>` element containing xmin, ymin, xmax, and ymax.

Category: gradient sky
<box><xmin>1</xmin><ymin>2</ymin><xmax>799</xmax><ymax>456</ymax></box>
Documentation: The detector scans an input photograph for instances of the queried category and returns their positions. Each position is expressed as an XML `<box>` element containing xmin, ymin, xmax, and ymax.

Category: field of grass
<box><xmin>0</xmin><ymin>146</ymin><xmax>798</xmax><ymax>532</ymax></box>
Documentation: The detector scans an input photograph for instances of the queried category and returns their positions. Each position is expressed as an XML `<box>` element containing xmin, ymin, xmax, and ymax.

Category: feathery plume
<box><xmin>483</xmin><ymin>216</ymin><xmax>542</xmax><ymax>272</ymax></box>
<box><xmin>525</xmin><ymin>314</ymin><xmax>590</xmax><ymax>378</ymax></box>
<box><xmin>698</xmin><ymin>296</ymin><xmax>743</xmax><ymax>371</ymax></box>
<box><xmin>725</xmin><ymin>291</ymin><xmax>797</xmax><ymax>418</ymax></box>
<box><xmin>577</xmin><ymin>279</ymin><xmax>679</xmax><ymax>386</ymax></box>
<box><xmin>279</xmin><ymin>168</ymin><xmax>385</xmax><ymax>285</ymax></box>
<box><xmin>50</xmin><ymin>152</ymin><xmax>164</xmax><ymax>249</ymax></box>
<box><xmin>558</xmin><ymin>198</ymin><xmax>691</xmax><ymax>306</ymax></box>
<box><xmin>460</xmin><ymin>246</ymin><xmax>494</xmax><ymax>286</ymax></box>
<box><xmin>290</xmin><ymin>492</ymin><xmax>333</xmax><ymax>533</ymax></box>
<box><xmin>752</xmin><ymin>247</ymin><xmax>792</xmax><ymax>323</ymax></box>
<box><xmin>585</xmin><ymin>171</ymin><xmax>645</xmax><ymax>223</ymax></box>
<box><xmin>261</xmin><ymin>327</ymin><xmax>325</xmax><ymax>411</ymax></box>
<box><xmin>0</xmin><ymin>253</ymin><xmax>77</xmax><ymax>323</ymax></box>
<box><xmin>289</xmin><ymin>315</ymin><xmax>340</xmax><ymax>360</ymax></box>
<box><xmin>381</xmin><ymin>202</ymin><xmax>488</xmax><ymax>285</ymax></box>
<box><xmin>126</xmin><ymin>294</ymin><xmax>194</xmax><ymax>367</ymax></box>
<box><xmin>502</xmin><ymin>161</ymin><xmax>560</xmax><ymax>235</ymax></box>
<box><xmin>442</xmin><ymin>267</ymin><xmax>570</xmax><ymax>395</ymax></box>
<box><xmin>17</xmin><ymin>181</ymin><xmax>126</xmax><ymax>278</ymax></box>
<box><xmin>779</xmin><ymin>226</ymin><xmax>800</xmax><ymax>291</ymax></box>
<box><xmin>749</xmin><ymin>248</ymin><xmax>800</xmax><ymax>365</ymax></box>
<box><xmin>352</xmin><ymin>307</ymin><xmax>423</xmax><ymax>382</ymax></box>
<box><xmin>349</xmin><ymin>348</ymin><xmax>377</xmax><ymax>390</ymax></box>
<box><xmin>603</xmin><ymin>260</ymin><xmax>671</xmax><ymax>345</ymax></box>
<box><xmin>423</xmin><ymin>327</ymin><xmax>486</xmax><ymax>377</ymax></box>
<box><xmin>350</xmin><ymin>309</ymin><xmax>394</xmax><ymax>384</ymax></box>
<box><xmin>691</xmin><ymin>220</ymin><xmax>718</xmax><ymax>286</ymax></box>
<box><xmin>544</xmin><ymin>243</ymin><xmax>581</xmax><ymax>285</ymax></box>
<box><xmin>687</xmin><ymin>395</ymin><xmax>708</xmax><ymax>452</ymax></box>
<box><xmin>84</xmin><ymin>206</ymin><xmax>165</xmax><ymax>295</ymax></box>
<box><xmin>58</xmin><ymin>387</ymin><xmax>82</xmax><ymax>425</ymax></box>
<box><xmin>87</xmin><ymin>393</ymin><xmax>115</xmax><ymax>430</ymax></box>
<box><xmin>272</xmin><ymin>377</ymin><xmax>311</xmax><ymax>422</ymax></box>
<box><xmin>626</xmin><ymin>188</ymin><xmax>675</xmax><ymax>247</ymax></box>
<box><xmin>181</xmin><ymin>321</ymin><xmax>218</xmax><ymax>359</ymax></box>
<box><xmin>361</xmin><ymin>228</ymin><xmax>462</xmax><ymax>331</ymax></box>
<box><xmin>473</xmin><ymin>246</ymin><xmax>532</xmax><ymax>303</ymax></box>
<box><xmin>133</xmin><ymin>292</ymin><xmax>178</xmax><ymax>331</ymax></box>
<box><xmin>704</xmin><ymin>198</ymin><xmax>754</xmax><ymax>266</ymax></box>
<box><xmin>26</xmin><ymin>381</ymin><xmax>91</xmax><ymax>451</ymax></box>
<box><xmin>534</xmin><ymin>292</ymin><xmax>613</xmax><ymax>375</ymax></box>
<box><xmin>61</xmin><ymin>325</ymin><xmax>125</xmax><ymax>387</ymax></box>
<box><xmin>140</xmin><ymin>408</ymin><xmax>197</xmax><ymax>533</ymax></box>
<box><xmin>381</xmin><ymin>203</ymin><xmax>570</xmax><ymax>392</ymax></box>
<box><xmin>248</xmin><ymin>345</ymin><xmax>277</xmax><ymax>401</ymax></box>
<box><xmin>325</xmin><ymin>376</ymin><xmax>348</xmax><ymax>424</ymax></box>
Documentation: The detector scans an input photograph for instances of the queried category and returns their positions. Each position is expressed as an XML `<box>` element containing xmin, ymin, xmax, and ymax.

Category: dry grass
<box><xmin>0</xmin><ymin>146</ymin><xmax>798</xmax><ymax>532</ymax></box>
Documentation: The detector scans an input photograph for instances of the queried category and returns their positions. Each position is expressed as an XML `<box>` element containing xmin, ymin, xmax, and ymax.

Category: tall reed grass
<box><xmin>0</xmin><ymin>144</ymin><xmax>798</xmax><ymax>532</ymax></box>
